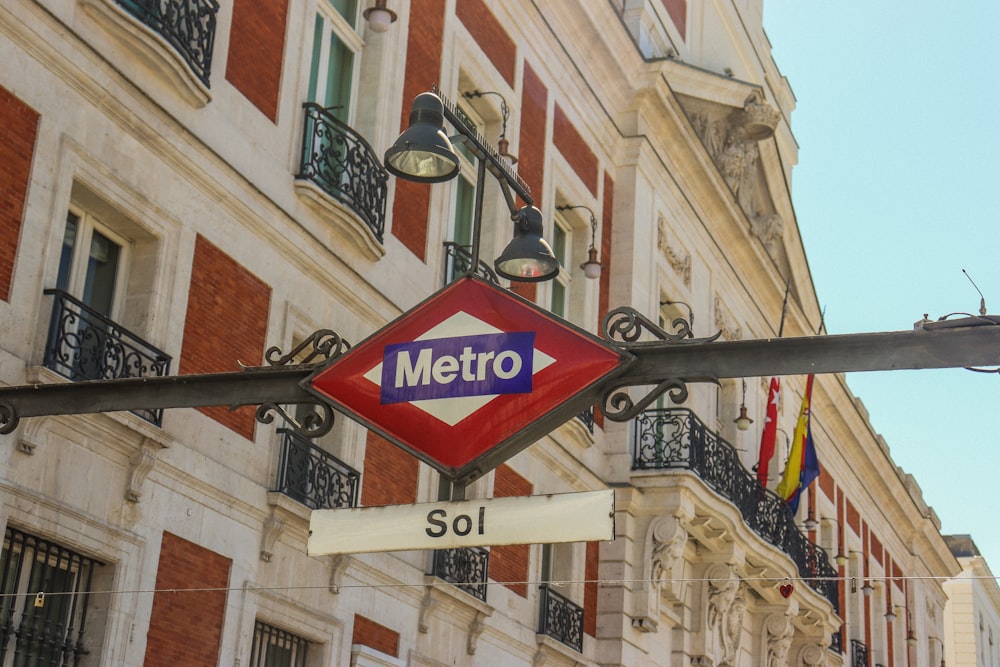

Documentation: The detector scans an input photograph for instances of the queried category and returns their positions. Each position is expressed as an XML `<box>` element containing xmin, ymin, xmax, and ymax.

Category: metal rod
<box><xmin>469</xmin><ymin>156</ymin><xmax>488</xmax><ymax>269</ymax></box>
<box><xmin>2</xmin><ymin>324</ymin><xmax>998</xmax><ymax>430</ymax></box>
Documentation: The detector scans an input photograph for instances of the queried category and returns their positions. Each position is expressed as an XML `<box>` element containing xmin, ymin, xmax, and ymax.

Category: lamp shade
<box><xmin>384</xmin><ymin>93</ymin><xmax>460</xmax><ymax>183</ymax></box>
<box><xmin>495</xmin><ymin>206</ymin><xmax>561</xmax><ymax>282</ymax></box>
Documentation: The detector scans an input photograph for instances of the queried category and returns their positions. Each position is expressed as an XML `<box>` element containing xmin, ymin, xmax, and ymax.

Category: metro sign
<box><xmin>304</xmin><ymin>275</ymin><xmax>629</xmax><ymax>482</ymax></box>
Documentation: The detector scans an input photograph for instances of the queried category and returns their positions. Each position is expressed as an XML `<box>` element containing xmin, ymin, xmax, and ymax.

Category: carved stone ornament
<box><xmin>634</xmin><ymin>515</ymin><xmax>689</xmax><ymax>631</ymax></box>
<box><xmin>126</xmin><ymin>437</ymin><xmax>163</xmax><ymax>502</ymax></box>
<box><xmin>751</xmin><ymin>213</ymin><xmax>785</xmax><ymax>254</ymax></box>
<box><xmin>713</xmin><ymin>296</ymin><xmax>743</xmax><ymax>341</ymax></box>
<box><xmin>737</xmin><ymin>90</ymin><xmax>781</xmax><ymax>141</ymax></box>
<box><xmin>467</xmin><ymin>611</ymin><xmax>486</xmax><ymax>655</ymax></box>
<box><xmin>799</xmin><ymin>643</ymin><xmax>826</xmax><ymax>666</ymax></box>
<box><xmin>764</xmin><ymin>613</ymin><xmax>795</xmax><ymax>667</ymax></box>
<box><xmin>658</xmin><ymin>216</ymin><xmax>692</xmax><ymax>287</ymax></box>
<box><xmin>259</xmin><ymin>512</ymin><xmax>285</xmax><ymax>562</ymax></box>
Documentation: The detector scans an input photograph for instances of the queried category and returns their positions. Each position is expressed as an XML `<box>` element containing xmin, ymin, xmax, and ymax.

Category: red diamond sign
<box><xmin>303</xmin><ymin>275</ymin><xmax>629</xmax><ymax>482</ymax></box>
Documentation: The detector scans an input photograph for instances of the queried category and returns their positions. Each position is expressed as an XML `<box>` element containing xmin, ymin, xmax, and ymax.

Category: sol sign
<box><xmin>308</xmin><ymin>490</ymin><xmax>615</xmax><ymax>555</ymax></box>
<box><xmin>304</xmin><ymin>276</ymin><xmax>627</xmax><ymax>481</ymax></box>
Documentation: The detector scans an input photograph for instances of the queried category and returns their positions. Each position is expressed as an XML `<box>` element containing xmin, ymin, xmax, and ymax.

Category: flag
<box><xmin>756</xmin><ymin>377</ymin><xmax>780</xmax><ymax>487</ymax></box>
<box><xmin>776</xmin><ymin>374</ymin><xmax>820</xmax><ymax>513</ymax></box>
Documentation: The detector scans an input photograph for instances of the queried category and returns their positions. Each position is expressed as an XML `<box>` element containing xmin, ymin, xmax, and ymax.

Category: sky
<box><xmin>761</xmin><ymin>2</ymin><xmax>1000</xmax><ymax>573</ymax></box>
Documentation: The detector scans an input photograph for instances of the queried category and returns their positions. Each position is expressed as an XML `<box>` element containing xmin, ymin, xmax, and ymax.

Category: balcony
<box><xmin>538</xmin><ymin>584</ymin><xmax>583</xmax><ymax>652</ymax></box>
<box><xmin>43</xmin><ymin>289</ymin><xmax>171</xmax><ymax>426</ymax></box>
<box><xmin>632</xmin><ymin>407</ymin><xmax>839</xmax><ymax>613</ymax></box>
<box><xmin>272</xmin><ymin>429</ymin><xmax>360</xmax><ymax>510</ymax></box>
<box><xmin>431</xmin><ymin>547</ymin><xmax>489</xmax><ymax>602</ymax></box>
<box><xmin>575</xmin><ymin>405</ymin><xmax>595</xmax><ymax>434</ymax></box>
<box><xmin>114</xmin><ymin>0</ymin><xmax>218</xmax><ymax>87</ymax></box>
<box><xmin>443</xmin><ymin>242</ymin><xmax>500</xmax><ymax>286</ymax></box>
<box><xmin>296</xmin><ymin>104</ymin><xmax>388</xmax><ymax>251</ymax></box>
<box><xmin>831</xmin><ymin>630</ymin><xmax>843</xmax><ymax>654</ymax></box>
<box><xmin>851</xmin><ymin>639</ymin><xmax>869</xmax><ymax>667</ymax></box>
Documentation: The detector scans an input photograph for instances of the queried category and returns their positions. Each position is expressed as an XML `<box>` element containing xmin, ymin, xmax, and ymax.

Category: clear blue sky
<box><xmin>762</xmin><ymin>2</ymin><xmax>1000</xmax><ymax>573</ymax></box>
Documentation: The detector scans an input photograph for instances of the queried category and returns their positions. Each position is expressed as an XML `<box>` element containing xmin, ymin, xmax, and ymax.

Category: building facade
<box><xmin>944</xmin><ymin>536</ymin><xmax>1000</xmax><ymax>667</ymax></box>
<box><xmin>0</xmin><ymin>0</ymin><xmax>962</xmax><ymax>665</ymax></box>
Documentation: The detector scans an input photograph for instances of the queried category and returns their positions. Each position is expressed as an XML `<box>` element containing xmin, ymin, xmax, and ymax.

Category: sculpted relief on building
<box><xmin>688</xmin><ymin>91</ymin><xmax>786</xmax><ymax>259</ymax></box>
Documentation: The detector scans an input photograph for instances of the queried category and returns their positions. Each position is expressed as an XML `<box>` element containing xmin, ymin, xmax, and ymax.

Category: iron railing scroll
<box><xmin>831</xmin><ymin>630</ymin><xmax>843</xmax><ymax>654</ymax></box>
<box><xmin>297</xmin><ymin>104</ymin><xmax>388</xmax><ymax>243</ymax></box>
<box><xmin>115</xmin><ymin>0</ymin><xmax>218</xmax><ymax>86</ymax></box>
<box><xmin>43</xmin><ymin>289</ymin><xmax>171</xmax><ymax>426</ymax></box>
<box><xmin>851</xmin><ymin>639</ymin><xmax>870</xmax><ymax>667</ymax></box>
<box><xmin>632</xmin><ymin>407</ymin><xmax>839</xmax><ymax>613</ymax></box>
<box><xmin>575</xmin><ymin>405</ymin><xmax>595</xmax><ymax>434</ymax></box>
<box><xmin>273</xmin><ymin>429</ymin><xmax>360</xmax><ymax>510</ymax></box>
<box><xmin>431</xmin><ymin>547</ymin><xmax>490</xmax><ymax>602</ymax></box>
<box><xmin>537</xmin><ymin>584</ymin><xmax>584</xmax><ymax>652</ymax></box>
<box><xmin>442</xmin><ymin>242</ymin><xmax>500</xmax><ymax>285</ymax></box>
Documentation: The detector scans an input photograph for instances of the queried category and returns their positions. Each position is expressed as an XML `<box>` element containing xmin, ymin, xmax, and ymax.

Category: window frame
<box><xmin>306</xmin><ymin>0</ymin><xmax>365</xmax><ymax>123</ymax></box>
<box><xmin>57</xmin><ymin>206</ymin><xmax>132</xmax><ymax>322</ymax></box>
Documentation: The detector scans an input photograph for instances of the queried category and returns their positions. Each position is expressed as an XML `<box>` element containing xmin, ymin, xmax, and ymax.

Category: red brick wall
<box><xmin>845</xmin><ymin>497</ymin><xmax>860</xmax><ymax>535</ymax></box>
<box><xmin>583</xmin><ymin>541</ymin><xmax>599</xmax><ymax>636</ymax></box>
<box><xmin>390</xmin><ymin>0</ymin><xmax>446</xmax><ymax>260</ymax></box>
<box><xmin>225</xmin><ymin>0</ymin><xmax>289</xmax><ymax>122</ymax></box>
<box><xmin>508</xmin><ymin>62</ymin><xmax>548</xmax><ymax>302</ymax></box>
<box><xmin>870</xmin><ymin>532</ymin><xmax>883</xmax><ymax>566</ymax></box>
<box><xmin>818</xmin><ymin>463</ymin><xmax>835</xmax><ymax>501</ymax></box>
<box><xmin>0</xmin><ymin>87</ymin><xmax>38</xmax><ymax>302</ymax></box>
<box><xmin>352</xmin><ymin>614</ymin><xmax>399</xmax><ymax>656</ymax></box>
<box><xmin>179</xmin><ymin>235</ymin><xmax>271</xmax><ymax>440</ymax></box>
<box><xmin>553</xmin><ymin>103</ymin><xmax>598</xmax><ymax>196</ymax></box>
<box><xmin>143</xmin><ymin>532</ymin><xmax>231</xmax><ymax>667</ymax></box>
<box><xmin>489</xmin><ymin>464</ymin><xmax>532</xmax><ymax>597</ymax></box>
<box><xmin>360</xmin><ymin>431</ymin><xmax>419</xmax><ymax>506</ymax></box>
<box><xmin>661</xmin><ymin>0</ymin><xmax>687</xmax><ymax>40</ymax></box>
<box><xmin>456</xmin><ymin>0</ymin><xmax>516</xmax><ymax>87</ymax></box>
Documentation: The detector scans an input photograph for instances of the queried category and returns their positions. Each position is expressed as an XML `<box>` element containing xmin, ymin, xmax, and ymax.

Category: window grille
<box><xmin>249</xmin><ymin>620</ymin><xmax>309</xmax><ymax>667</ymax></box>
<box><xmin>0</xmin><ymin>526</ymin><xmax>102</xmax><ymax>665</ymax></box>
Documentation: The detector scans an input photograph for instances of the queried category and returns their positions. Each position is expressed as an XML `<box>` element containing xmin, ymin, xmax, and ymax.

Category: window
<box><xmin>249</xmin><ymin>620</ymin><xmax>309</xmax><ymax>667</ymax></box>
<box><xmin>0</xmin><ymin>526</ymin><xmax>103</xmax><ymax>666</ymax></box>
<box><xmin>549</xmin><ymin>218</ymin><xmax>571</xmax><ymax>318</ymax></box>
<box><xmin>307</xmin><ymin>0</ymin><xmax>363</xmax><ymax>122</ymax></box>
<box><xmin>56</xmin><ymin>209</ymin><xmax>129</xmax><ymax>321</ymax></box>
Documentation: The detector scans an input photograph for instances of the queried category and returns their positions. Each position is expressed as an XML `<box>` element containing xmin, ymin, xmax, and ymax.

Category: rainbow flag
<box><xmin>776</xmin><ymin>375</ymin><xmax>819</xmax><ymax>513</ymax></box>
<box><xmin>756</xmin><ymin>377</ymin><xmax>781</xmax><ymax>487</ymax></box>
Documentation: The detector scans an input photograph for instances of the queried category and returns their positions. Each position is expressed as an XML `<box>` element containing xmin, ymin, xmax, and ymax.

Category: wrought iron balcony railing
<box><xmin>632</xmin><ymin>407</ymin><xmax>839</xmax><ymax>613</ymax></box>
<box><xmin>851</xmin><ymin>639</ymin><xmax>869</xmax><ymax>667</ymax></box>
<box><xmin>575</xmin><ymin>405</ymin><xmax>595</xmax><ymax>434</ymax></box>
<box><xmin>442</xmin><ymin>242</ymin><xmax>500</xmax><ymax>286</ymax></box>
<box><xmin>431</xmin><ymin>547</ymin><xmax>489</xmax><ymax>602</ymax></box>
<box><xmin>538</xmin><ymin>584</ymin><xmax>584</xmax><ymax>652</ymax></box>
<box><xmin>115</xmin><ymin>0</ymin><xmax>218</xmax><ymax>87</ymax></box>
<box><xmin>273</xmin><ymin>429</ymin><xmax>360</xmax><ymax>510</ymax></box>
<box><xmin>297</xmin><ymin>104</ymin><xmax>388</xmax><ymax>243</ymax></box>
<box><xmin>830</xmin><ymin>630</ymin><xmax>843</xmax><ymax>654</ymax></box>
<box><xmin>43</xmin><ymin>289</ymin><xmax>171</xmax><ymax>426</ymax></box>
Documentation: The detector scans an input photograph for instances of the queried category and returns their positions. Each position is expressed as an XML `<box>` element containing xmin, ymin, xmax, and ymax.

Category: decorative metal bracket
<box><xmin>599</xmin><ymin>307</ymin><xmax>722</xmax><ymax>422</ymax></box>
<box><xmin>254</xmin><ymin>329</ymin><xmax>351</xmax><ymax>439</ymax></box>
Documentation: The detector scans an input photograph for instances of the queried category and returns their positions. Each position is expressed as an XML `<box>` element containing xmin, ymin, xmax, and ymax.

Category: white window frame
<box><xmin>307</xmin><ymin>0</ymin><xmax>365</xmax><ymax>120</ymax></box>
<box><xmin>58</xmin><ymin>206</ymin><xmax>132</xmax><ymax>322</ymax></box>
<box><xmin>549</xmin><ymin>215</ymin><xmax>572</xmax><ymax>319</ymax></box>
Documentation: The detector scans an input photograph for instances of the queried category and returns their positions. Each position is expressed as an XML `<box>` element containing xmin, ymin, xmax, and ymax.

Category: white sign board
<box><xmin>308</xmin><ymin>490</ymin><xmax>614</xmax><ymax>555</ymax></box>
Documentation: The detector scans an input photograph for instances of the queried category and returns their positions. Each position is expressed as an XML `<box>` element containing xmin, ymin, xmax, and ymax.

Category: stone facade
<box><xmin>0</xmin><ymin>1</ymin><xmax>967</xmax><ymax>665</ymax></box>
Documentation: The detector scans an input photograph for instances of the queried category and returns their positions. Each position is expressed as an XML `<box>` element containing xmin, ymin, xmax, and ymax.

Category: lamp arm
<box><xmin>438</xmin><ymin>95</ymin><xmax>532</xmax><ymax>208</ymax></box>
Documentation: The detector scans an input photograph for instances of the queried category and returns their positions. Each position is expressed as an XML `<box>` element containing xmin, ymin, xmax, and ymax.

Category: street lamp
<box><xmin>385</xmin><ymin>91</ymin><xmax>559</xmax><ymax>282</ymax></box>
<box><xmin>555</xmin><ymin>204</ymin><xmax>602</xmax><ymax>279</ymax></box>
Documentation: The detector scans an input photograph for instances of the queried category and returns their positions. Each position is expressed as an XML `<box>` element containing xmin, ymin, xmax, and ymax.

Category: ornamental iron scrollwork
<box><xmin>599</xmin><ymin>306</ymin><xmax>722</xmax><ymax>421</ymax></box>
<box><xmin>632</xmin><ymin>407</ymin><xmax>838</xmax><ymax>613</ymax></box>
<box><xmin>115</xmin><ymin>0</ymin><xmax>219</xmax><ymax>86</ymax></box>
<box><xmin>256</xmin><ymin>329</ymin><xmax>350</xmax><ymax>439</ymax></box>
<box><xmin>43</xmin><ymin>289</ymin><xmax>171</xmax><ymax>426</ymax></box>
<box><xmin>272</xmin><ymin>429</ymin><xmax>359</xmax><ymax>510</ymax></box>
<box><xmin>604</xmin><ymin>305</ymin><xmax>720</xmax><ymax>347</ymax></box>
<box><xmin>432</xmin><ymin>547</ymin><xmax>490</xmax><ymax>602</ymax></box>
<box><xmin>297</xmin><ymin>103</ymin><xmax>388</xmax><ymax>243</ymax></box>
<box><xmin>443</xmin><ymin>242</ymin><xmax>501</xmax><ymax>286</ymax></box>
<box><xmin>0</xmin><ymin>402</ymin><xmax>18</xmax><ymax>436</ymax></box>
<box><xmin>538</xmin><ymin>584</ymin><xmax>584</xmax><ymax>652</ymax></box>
<box><xmin>264</xmin><ymin>329</ymin><xmax>351</xmax><ymax>367</ymax></box>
